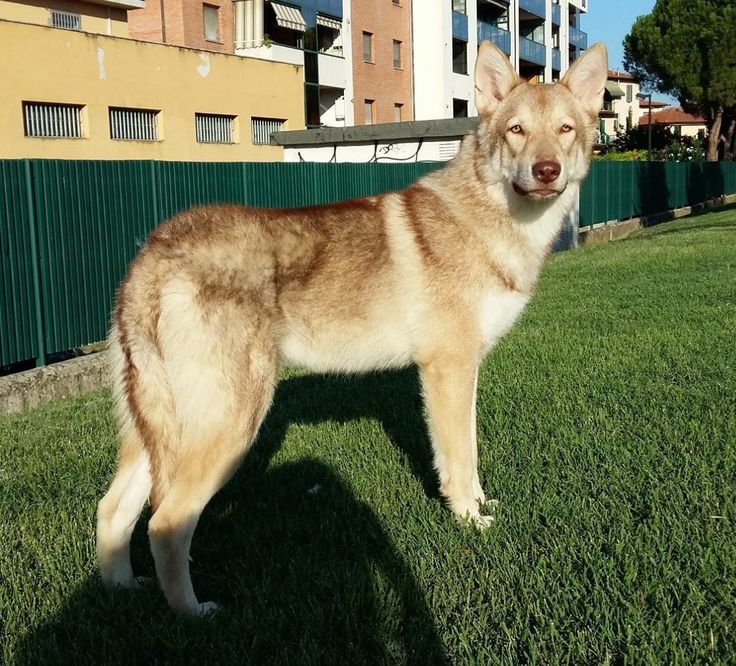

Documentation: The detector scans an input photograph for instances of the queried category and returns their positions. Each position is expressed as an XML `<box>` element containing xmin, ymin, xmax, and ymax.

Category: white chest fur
<box><xmin>478</xmin><ymin>289</ymin><xmax>530</xmax><ymax>351</ymax></box>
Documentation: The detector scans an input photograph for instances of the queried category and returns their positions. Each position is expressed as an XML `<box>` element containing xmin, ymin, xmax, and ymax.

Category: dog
<box><xmin>96</xmin><ymin>40</ymin><xmax>607</xmax><ymax>615</ymax></box>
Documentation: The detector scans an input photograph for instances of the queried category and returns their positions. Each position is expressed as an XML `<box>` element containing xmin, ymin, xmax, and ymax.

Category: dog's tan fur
<box><xmin>96</xmin><ymin>41</ymin><xmax>607</xmax><ymax>614</ymax></box>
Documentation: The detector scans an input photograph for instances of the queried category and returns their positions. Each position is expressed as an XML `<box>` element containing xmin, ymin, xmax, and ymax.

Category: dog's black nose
<box><xmin>532</xmin><ymin>161</ymin><xmax>561</xmax><ymax>184</ymax></box>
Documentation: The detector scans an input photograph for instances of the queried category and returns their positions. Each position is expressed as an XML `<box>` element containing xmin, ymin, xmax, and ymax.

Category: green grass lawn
<box><xmin>1</xmin><ymin>207</ymin><xmax>735</xmax><ymax>665</ymax></box>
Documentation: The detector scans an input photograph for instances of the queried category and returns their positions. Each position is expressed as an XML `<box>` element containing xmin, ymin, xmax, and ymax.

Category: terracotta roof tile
<box><xmin>639</xmin><ymin>107</ymin><xmax>706</xmax><ymax>126</ymax></box>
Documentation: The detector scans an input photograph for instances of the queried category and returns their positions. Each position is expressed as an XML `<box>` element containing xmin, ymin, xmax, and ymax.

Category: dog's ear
<box><xmin>475</xmin><ymin>40</ymin><xmax>522</xmax><ymax>115</ymax></box>
<box><xmin>561</xmin><ymin>42</ymin><xmax>608</xmax><ymax>119</ymax></box>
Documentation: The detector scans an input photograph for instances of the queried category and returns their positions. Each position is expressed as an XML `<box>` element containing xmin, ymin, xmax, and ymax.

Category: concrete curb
<box><xmin>578</xmin><ymin>193</ymin><xmax>736</xmax><ymax>246</ymax></box>
<box><xmin>0</xmin><ymin>352</ymin><xmax>109</xmax><ymax>417</ymax></box>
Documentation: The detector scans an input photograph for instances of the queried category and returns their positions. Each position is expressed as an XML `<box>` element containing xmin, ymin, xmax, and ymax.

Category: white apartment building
<box><xmin>233</xmin><ymin>0</ymin><xmax>354</xmax><ymax>127</ymax></box>
<box><xmin>412</xmin><ymin>0</ymin><xmax>589</xmax><ymax>120</ymax></box>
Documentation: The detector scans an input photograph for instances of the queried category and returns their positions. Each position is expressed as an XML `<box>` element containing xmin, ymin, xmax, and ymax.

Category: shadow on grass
<box><xmin>14</xmin><ymin>370</ymin><xmax>449</xmax><ymax>665</ymax></box>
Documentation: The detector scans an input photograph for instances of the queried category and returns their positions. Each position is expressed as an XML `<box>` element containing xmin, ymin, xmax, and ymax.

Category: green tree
<box><xmin>624</xmin><ymin>0</ymin><xmax>736</xmax><ymax>160</ymax></box>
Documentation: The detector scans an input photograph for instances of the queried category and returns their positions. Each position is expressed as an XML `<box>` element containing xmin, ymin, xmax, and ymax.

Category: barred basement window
<box><xmin>109</xmin><ymin>107</ymin><xmax>159</xmax><ymax>141</ymax></box>
<box><xmin>251</xmin><ymin>117</ymin><xmax>285</xmax><ymax>145</ymax></box>
<box><xmin>196</xmin><ymin>113</ymin><xmax>236</xmax><ymax>143</ymax></box>
<box><xmin>23</xmin><ymin>102</ymin><xmax>83</xmax><ymax>138</ymax></box>
<box><xmin>50</xmin><ymin>9</ymin><xmax>81</xmax><ymax>30</ymax></box>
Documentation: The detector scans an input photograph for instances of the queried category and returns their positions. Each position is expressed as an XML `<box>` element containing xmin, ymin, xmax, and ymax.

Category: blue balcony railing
<box><xmin>452</xmin><ymin>11</ymin><xmax>468</xmax><ymax>41</ymax></box>
<box><xmin>477</xmin><ymin>21</ymin><xmax>511</xmax><ymax>55</ymax></box>
<box><xmin>552</xmin><ymin>48</ymin><xmax>561</xmax><ymax>71</ymax></box>
<box><xmin>569</xmin><ymin>26</ymin><xmax>588</xmax><ymax>49</ymax></box>
<box><xmin>519</xmin><ymin>36</ymin><xmax>545</xmax><ymax>66</ymax></box>
<box><xmin>519</xmin><ymin>0</ymin><xmax>545</xmax><ymax>19</ymax></box>
<box><xmin>551</xmin><ymin>3</ymin><xmax>561</xmax><ymax>25</ymax></box>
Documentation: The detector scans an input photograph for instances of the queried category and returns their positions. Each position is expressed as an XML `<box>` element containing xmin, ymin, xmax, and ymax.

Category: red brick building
<box><xmin>350</xmin><ymin>0</ymin><xmax>413</xmax><ymax>125</ymax></box>
<box><xmin>127</xmin><ymin>0</ymin><xmax>234</xmax><ymax>54</ymax></box>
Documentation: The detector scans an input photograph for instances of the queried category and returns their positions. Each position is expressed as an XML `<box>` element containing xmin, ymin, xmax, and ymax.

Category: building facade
<box><xmin>412</xmin><ymin>0</ymin><xmax>588</xmax><ymax>121</ymax></box>
<box><xmin>350</xmin><ymin>0</ymin><xmax>413</xmax><ymax>125</ymax></box>
<box><xmin>127</xmin><ymin>0</ymin><xmax>235</xmax><ymax>53</ymax></box>
<box><xmin>128</xmin><ymin>0</ymin><xmax>589</xmax><ymax>129</ymax></box>
<box><xmin>639</xmin><ymin>108</ymin><xmax>707</xmax><ymax>139</ymax></box>
<box><xmin>599</xmin><ymin>69</ymin><xmax>641</xmax><ymax>142</ymax></box>
<box><xmin>0</xmin><ymin>2</ymin><xmax>304</xmax><ymax>160</ymax></box>
<box><xmin>0</xmin><ymin>0</ymin><xmax>137</xmax><ymax>36</ymax></box>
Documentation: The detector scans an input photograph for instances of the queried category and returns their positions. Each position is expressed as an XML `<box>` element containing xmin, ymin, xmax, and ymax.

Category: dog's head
<box><xmin>474</xmin><ymin>41</ymin><xmax>607</xmax><ymax>202</ymax></box>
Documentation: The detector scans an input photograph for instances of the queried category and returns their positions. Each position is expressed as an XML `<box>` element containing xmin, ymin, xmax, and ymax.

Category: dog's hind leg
<box><xmin>145</xmin><ymin>292</ymin><xmax>279</xmax><ymax>615</ymax></box>
<box><xmin>97</xmin><ymin>428</ymin><xmax>152</xmax><ymax>589</ymax></box>
<box><xmin>147</xmin><ymin>368</ymin><xmax>276</xmax><ymax>615</ymax></box>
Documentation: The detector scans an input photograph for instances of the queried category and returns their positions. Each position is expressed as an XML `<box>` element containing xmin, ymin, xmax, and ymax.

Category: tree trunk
<box><xmin>706</xmin><ymin>105</ymin><xmax>723</xmax><ymax>161</ymax></box>
<box><xmin>723</xmin><ymin>112</ymin><xmax>736</xmax><ymax>161</ymax></box>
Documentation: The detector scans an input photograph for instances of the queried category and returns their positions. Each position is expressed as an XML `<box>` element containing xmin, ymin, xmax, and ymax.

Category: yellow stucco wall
<box><xmin>0</xmin><ymin>19</ymin><xmax>305</xmax><ymax>160</ymax></box>
<box><xmin>0</xmin><ymin>0</ymin><xmax>129</xmax><ymax>36</ymax></box>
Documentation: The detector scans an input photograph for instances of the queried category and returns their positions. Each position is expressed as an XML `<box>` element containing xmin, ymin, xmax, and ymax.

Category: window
<box><xmin>203</xmin><ymin>4</ymin><xmax>220</xmax><ymax>42</ymax></box>
<box><xmin>363</xmin><ymin>32</ymin><xmax>373</xmax><ymax>62</ymax></box>
<box><xmin>23</xmin><ymin>102</ymin><xmax>83</xmax><ymax>138</ymax></box>
<box><xmin>264</xmin><ymin>1</ymin><xmax>305</xmax><ymax>49</ymax></box>
<box><xmin>305</xmin><ymin>85</ymin><xmax>320</xmax><ymax>127</ymax></box>
<box><xmin>394</xmin><ymin>103</ymin><xmax>403</xmax><ymax>123</ymax></box>
<box><xmin>392</xmin><ymin>40</ymin><xmax>402</xmax><ymax>68</ymax></box>
<box><xmin>626</xmin><ymin>84</ymin><xmax>633</xmax><ymax>103</ymax></box>
<box><xmin>452</xmin><ymin>0</ymin><xmax>466</xmax><ymax>14</ymax></box>
<box><xmin>196</xmin><ymin>113</ymin><xmax>236</xmax><ymax>143</ymax></box>
<box><xmin>452</xmin><ymin>39</ymin><xmax>467</xmax><ymax>75</ymax></box>
<box><xmin>364</xmin><ymin>99</ymin><xmax>374</xmax><ymax>125</ymax></box>
<box><xmin>109</xmin><ymin>107</ymin><xmax>159</xmax><ymax>141</ymax></box>
<box><xmin>50</xmin><ymin>9</ymin><xmax>80</xmax><ymax>30</ymax></box>
<box><xmin>317</xmin><ymin>14</ymin><xmax>342</xmax><ymax>55</ymax></box>
<box><xmin>453</xmin><ymin>99</ymin><xmax>468</xmax><ymax>118</ymax></box>
<box><xmin>251</xmin><ymin>117</ymin><xmax>285</xmax><ymax>145</ymax></box>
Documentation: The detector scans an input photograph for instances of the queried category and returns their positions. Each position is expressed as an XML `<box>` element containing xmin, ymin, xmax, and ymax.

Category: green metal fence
<box><xmin>2</xmin><ymin>159</ymin><xmax>735</xmax><ymax>370</ymax></box>
<box><xmin>0</xmin><ymin>160</ymin><xmax>439</xmax><ymax>369</ymax></box>
<box><xmin>579</xmin><ymin>160</ymin><xmax>736</xmax><ymax>228</ymax></box>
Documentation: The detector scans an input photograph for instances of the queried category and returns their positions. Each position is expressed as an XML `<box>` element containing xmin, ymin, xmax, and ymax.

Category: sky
<box><xmin>580</xmin><ymin>0</ymin><xmax>678</xmax><ymax>105</ymax></box>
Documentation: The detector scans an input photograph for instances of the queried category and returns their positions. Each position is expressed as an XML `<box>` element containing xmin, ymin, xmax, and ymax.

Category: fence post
<box><xmin>150</xmin><ymin>160</ymin><xmax>160</xmax><ymax>226</ymax></box>
<box><xmin>24</xmin><ymin>160</ymin><xmax>46</xmax><ymax>367</ymax></box>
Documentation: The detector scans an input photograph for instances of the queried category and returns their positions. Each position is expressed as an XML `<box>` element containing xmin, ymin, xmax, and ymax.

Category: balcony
<box><xmin>569</xmin><ymin>26</ymin><xmax>588</xmax><ymax>49</ymax></box>
<box><xmin>552</xmin><ymin>48</ymin><xmax>561</xmax><ymax>71</ymax></box>
<box><xmin>477</xmin><ymin>21</ymin><xmax>511</xmax><ymax>55</ymax></box>
<box><xmin>452</xmin><ymin>11</ymin><xmax>468</xmax><ymax>40</ymax></box>
<box><xmin>519</xmin><ymin>0</ymin><xmax>545</xmax><ymax>19</ymax></box>
<box><xmin>519</xmin><ymin>36</ymin><xmax>545</xmax><ymax>66</ymax></box>
<box><xmin>551</xmin><ymin>3</ymin><xmax>561</xmax><ymax>25</ymax></box>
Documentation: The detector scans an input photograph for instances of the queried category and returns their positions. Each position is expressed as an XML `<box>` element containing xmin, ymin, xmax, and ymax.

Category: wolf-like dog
<box><xmin>96</xmin><ymin>41</ymin><xmax>607</xmax><ymax>614</ymax></box>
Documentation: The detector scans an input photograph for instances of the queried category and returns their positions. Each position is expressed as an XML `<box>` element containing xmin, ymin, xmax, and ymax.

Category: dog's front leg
<box><xmin>419</xmin><ymin>358</ymin><xmax>493</xmax><ymax>529</ymax></box>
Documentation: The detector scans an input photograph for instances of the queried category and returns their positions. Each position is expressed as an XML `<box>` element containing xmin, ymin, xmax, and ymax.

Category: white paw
<box><xmin>195</xmin><ymin>601</ymin><xmax>222</xmax><ymax>616</ymax></box>
<box><xmin>469</xmin><ymin>513</ymin><xmax>496</xmax><ymax>531</ymax></box>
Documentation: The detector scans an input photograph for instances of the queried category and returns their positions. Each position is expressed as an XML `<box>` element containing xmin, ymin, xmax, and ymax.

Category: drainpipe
<box><xmin>160</xmin><ymin>0</ymin><xmax>167</xmax><ymax>43</ymax></box>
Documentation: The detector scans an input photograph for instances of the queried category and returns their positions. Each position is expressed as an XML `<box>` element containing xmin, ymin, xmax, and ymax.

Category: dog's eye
<box><xmin>560</xmin><ymin>124</ymin><xmax>574</xmax><ymax>133</ymax></box>
<box><xmin>509</xmin><ymin>125</ymin><xmax>523</xmax><ymax>134</ymax></box>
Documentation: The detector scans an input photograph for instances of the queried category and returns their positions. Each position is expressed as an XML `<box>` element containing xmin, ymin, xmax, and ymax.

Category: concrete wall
<box><xmin>0</xmin><ymin>19</ymin><xmax>305</xmax><ymax>160</ymax></box>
